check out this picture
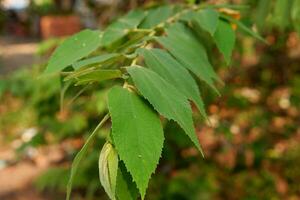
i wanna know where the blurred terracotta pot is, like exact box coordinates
[40,15,81,39]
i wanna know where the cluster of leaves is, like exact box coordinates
[45,3,263,200]
[142,23,300,199]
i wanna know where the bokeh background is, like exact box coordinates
[0,0,300,200]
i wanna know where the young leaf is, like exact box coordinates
[66,114,110,200]
[73,53,121,70]
[127,66,203,155]
[99,142,118,200]
[157,23,221,94]
[108,86,164,199]
[116,163,139,200]
[139,5,173,28]
[45,29,102,74]
[138,48,207,120]
[73,69,122,86]
[194,8,219,36]
[102,10,146,47]
[214,20,236,65]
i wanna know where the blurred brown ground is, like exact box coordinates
[0,36,38,74]
[0,35,47,200]
[0,144,65,200]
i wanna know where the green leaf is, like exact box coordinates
[236,19,266,42]
[207,4,250,10]
[213,20,236,65]
[72,69,122,86]
[194,8,219,35]
[0,79,7,98]
[113,32,154,53]
[292,0,300,33]
[180,11,195,21]
[108,86,164,199]
[73,53,121,70]
[66,114,110,200]
[102,10,146,47]
[139,5,173,28]
[255,0,272,31]
[157,23,220,94]
[138,48,207,120]
[222,15,266,43]
[127,66,203,155]
[36,37,63,56]
[45,29,102,74]
[273,0,293,30]
[99,142,119,200]
[116,163,139,200]
[186,0,196,4]
[181,8,219,36]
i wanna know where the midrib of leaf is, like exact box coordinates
[168,35,215,80]
[157,36,220,95]
[146,50,184,86]
[108,86,164,199]
[46,30,102,74]
[128,94,149,174]
[138,68,188,123]
[119,19,135,26]
[73,53,120,70]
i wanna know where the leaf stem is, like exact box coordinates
[66,113,110,200]
[67,84,90,107]
[129,28,153,33]
[60,81,72,113]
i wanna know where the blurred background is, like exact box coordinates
[0,0,300,200]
